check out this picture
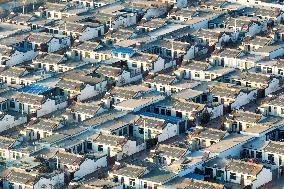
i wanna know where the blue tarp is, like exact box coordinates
[112,47,135,55]
[183,173,205,180]
[18,83,54,95]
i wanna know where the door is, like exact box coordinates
[129,125,133,136]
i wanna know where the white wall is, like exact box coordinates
[74,156,107,178]
[6,50,38,67]
[79,26,104,41]
[34,173,64,189]
[37,99,67,117]
[231,90,257,110]
[48,37,71,53]
[252,168,273,189]
[0,114,27,132]
[265,78,280,96]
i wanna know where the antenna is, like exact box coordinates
[171,37,174,60]
[144,119,146,143]
[234,18,237,33]
[109,17,112,29]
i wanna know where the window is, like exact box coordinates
[122,54,126,58]
[171,88,177,93]
[195,72,200,78]
[256,151,262,159]
[281,108,284,114]
[130,179,135,186]
[246,82,251,87]
[160,86,165,92]
[268,154,274,163]
[176,111,182,118]
[0,151,5,157]
[113,175,118,182]
[98,145,103,152]
[132,63,137,68]
[123,127,127,135]
[205,74,211,80]
[230,173,236,180]
[85,52,91,58]
[143,182,147,188]
[154,184,158,189]
[87,142,92,150]
[11,78,16,84]
[216,170,224,177]
[10,101,15,108]
[139,128,144,134]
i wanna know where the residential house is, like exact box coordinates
[0,136,17,160]
[9,86,68,117]
[140,39,196,60]
[3,168,64,189]
[71,0,97,9]
[230,71,281,96]
[71,41,111,62]
[209,83,258,110]
[57,72,107,101]
[89,133,145,160]
[225,17,267,37]
[43,3,78,19]
[190,128,228,150]
[127,52,170,73]
[256,59,284,77]
[162,177,225,189]
[110,162,176,189]
[137,19,167,33]
[114,94,165,112]
[27,32,71,53]
[0,67,29,87]
[32,53,66,72]
[175,60,235,81]
[241,36,273,52]
[26,119,64,140]
[191,28,233,48]
[263,141,284,175]
[105,28,136,44]
[133,114,180,143]
[150,144,189,165]
[94,11,137,30]
[68,102,105,122]
[224,110,264,132]
[251,45,284,60]
[144,74,178,95]
[46,21,105,41]
[105,85,151,106]
[258,95,284,117]
[0,44,37,67]
[204,158,272,189]
[0,111,27,133]
[95,63,142,86]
